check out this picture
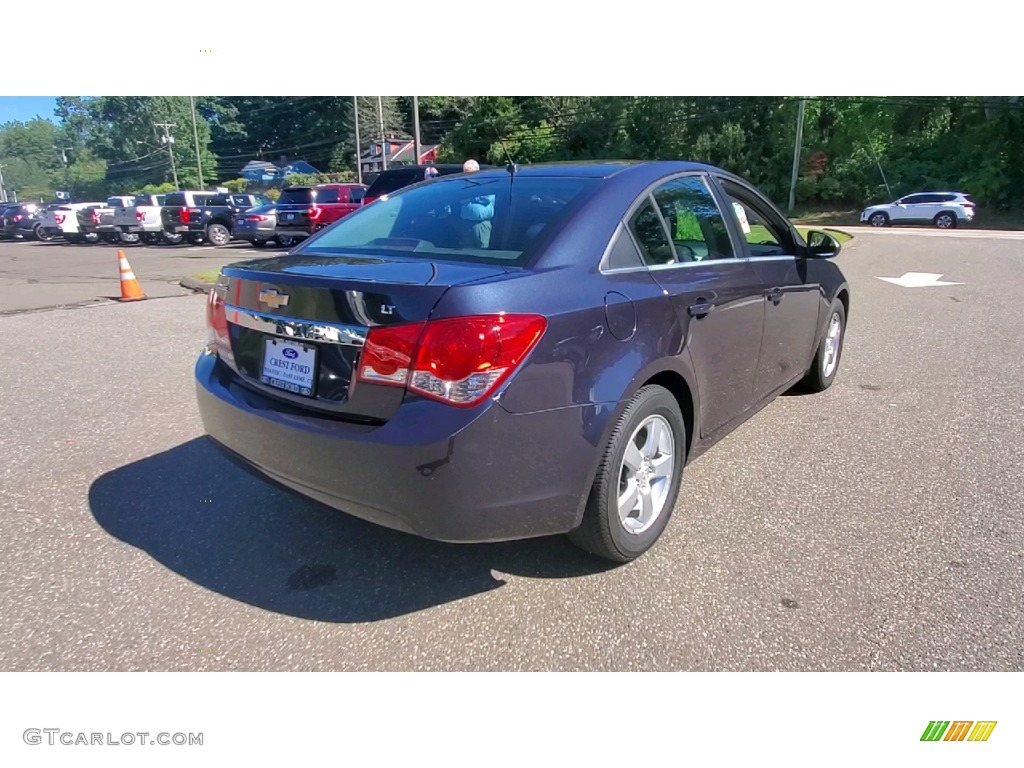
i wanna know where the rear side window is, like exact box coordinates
[628,199,675,266]
[350,187,366,203]
[315,188,341,204]
[303,175,598,266]
[605,228,644,270]
[278,188,313,205]
[652,176,733,261]
[230,195,252,207]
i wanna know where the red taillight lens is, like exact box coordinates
[246,215,269,222]
[309,206,322,222]
[90,211,100,223]
[136,211,145,222]
[13,214,22,222]
[55,214,65,224]
[205,276,231,353]
[181,208,191,224]
[357,314,547,407]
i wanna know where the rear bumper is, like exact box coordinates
[275,226,314,238]
[195,351,599,543]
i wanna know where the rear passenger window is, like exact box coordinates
[652,176,733,261]
[606,228,644,270]
[315,188,341,204]
[628,199,674,266]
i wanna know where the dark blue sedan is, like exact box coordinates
[196,161,849,562]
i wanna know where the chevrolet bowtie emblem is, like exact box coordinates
[259,289,289,308]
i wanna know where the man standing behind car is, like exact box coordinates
[460,158,494,248]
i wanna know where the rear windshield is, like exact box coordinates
[164,192,186,206]
[278,188,314,205]
[365,169,422,198]
[301,175,598,266]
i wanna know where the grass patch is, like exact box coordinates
[190,269,220,283]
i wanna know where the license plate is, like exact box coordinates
[283,213,295,221]
[260,338,317,397]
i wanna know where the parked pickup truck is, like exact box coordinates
[274,183,366,245]
[113,193,182,245]
[77,196,140,244]
[40,202,106,243]
[161,191,271,246]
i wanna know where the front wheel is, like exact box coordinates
[568,385,685,563]
[800,298,846,393]
[869,212,889,227]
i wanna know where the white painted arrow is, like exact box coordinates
[876,272,964,288]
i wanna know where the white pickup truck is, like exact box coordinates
[113,193,183,245]
[39,202,106,243]
[78,196,140,244]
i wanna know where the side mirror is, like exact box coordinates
[806,230,842,259]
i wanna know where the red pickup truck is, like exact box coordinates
[274,183,366,245]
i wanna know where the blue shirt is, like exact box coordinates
[460,194,495,222]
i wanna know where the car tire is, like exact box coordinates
[800,298,846,393]
[568,385,686,563]
[162,232,184,246]
[33,224,54,242]
[934,211,957,229]
[277,234,299,248]
[250,239,269,248]
[206,223,231,246]
[64,233,81,244]
[869,212,889,227]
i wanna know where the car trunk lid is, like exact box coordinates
[215,253,510,422]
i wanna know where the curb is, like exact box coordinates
[180,277,213,294]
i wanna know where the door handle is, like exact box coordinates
[688,301,715,318]
[766,288,783,305]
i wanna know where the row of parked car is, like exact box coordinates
[0,164,472,249]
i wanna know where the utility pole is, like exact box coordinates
[154,122,179,189]
[412,96,422,167]
[189,96,204,189]
[378,96,387,171]
[58,147,72,199]
[353,96,362,185]
[0,164,7,203]
[788,98,806,213]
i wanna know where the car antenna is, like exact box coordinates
[497,138,518,176]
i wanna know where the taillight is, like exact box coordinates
[181,208,191,224]
[309,206,322,222]
[12,214,22,222]
[357,314,547,407]
[205,274,231,354]
[136,211,146,222]
[246,215,269,222]
[90,211,100,224]
[55,214,65,225]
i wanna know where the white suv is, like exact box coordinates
[861,192,976,229]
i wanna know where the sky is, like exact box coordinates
[0,96,58,124]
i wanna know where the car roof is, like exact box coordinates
[458,160,735,183]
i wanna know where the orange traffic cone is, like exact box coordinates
[117,250,146,302]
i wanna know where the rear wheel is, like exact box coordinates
[33,224,55,242]
[568,385,685,563]
[276,234,299,248]
[934,211,957,229]
[250,239,269,248]
[64,233,82,244]
[162,232,184,245]
[206,223,231,246]
[869,212,889,227]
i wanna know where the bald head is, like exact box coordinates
[462,159,480,173]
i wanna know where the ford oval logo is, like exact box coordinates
[282,348,299,359]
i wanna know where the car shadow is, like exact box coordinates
[88,438,614,623]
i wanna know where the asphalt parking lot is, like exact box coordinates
[0,228,1021,671]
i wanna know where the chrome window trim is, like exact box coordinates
[224,304,367,347]
[602,254,797,275]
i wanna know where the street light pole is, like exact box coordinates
[788,97,807,213]
[412,96,422,166]
[0,164,7,203]
[378,96,387,171]
[154,123,179,188]
[189,96,204,189]
[353,96,362,185]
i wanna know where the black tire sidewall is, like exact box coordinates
[815,300,846,390]
[601,388,686,559]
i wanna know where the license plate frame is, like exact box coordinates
[260,338,318,398]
